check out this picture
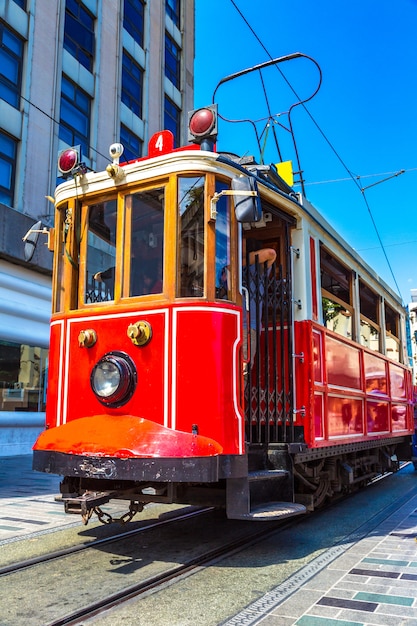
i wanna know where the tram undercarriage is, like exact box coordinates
[293,441,401,510]
[46,436,405,525]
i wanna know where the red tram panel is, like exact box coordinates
[39,304,243,458]
[294,321,413,449]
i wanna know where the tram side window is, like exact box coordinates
[177,176,205,297]
[84,200,117,303]
[320,247,353,339]
[215,180,231,300]
[54,204,67,313]
[128,188,164,297]
[385,302,400,362]
[359,280,380,352]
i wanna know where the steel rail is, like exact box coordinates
[46,518,297,626]
[45,465,411,626]
[0,506,213,577]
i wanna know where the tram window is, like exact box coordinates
[385,302,400,361]
[359,280,380,352]
[84,200,117,303]
[127,188,164,297]
[54,204,67,313]
[320,247,353,339]
[215,180,231,300]
[177,176,205,298]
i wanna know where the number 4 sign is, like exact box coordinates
[148,130,174,157]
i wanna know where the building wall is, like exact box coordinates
[0,0,195,455]
[0,260,51,455]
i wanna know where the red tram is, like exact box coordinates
[32,102,414,523]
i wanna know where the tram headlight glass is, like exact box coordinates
[91,352,136,407]
[92,360,120,397]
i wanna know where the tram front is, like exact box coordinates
[32,132,269,521]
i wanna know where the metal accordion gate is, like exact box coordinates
[244,220,295,446]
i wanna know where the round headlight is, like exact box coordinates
[91,352,136,407]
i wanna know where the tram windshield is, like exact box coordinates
[177,176,205,297]
[215,180,232,300]
[55,172,234,309]
[79,188,165,304]
[84,200,117,303]
[127,188,164,297]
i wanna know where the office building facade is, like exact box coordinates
[0,0,195,455]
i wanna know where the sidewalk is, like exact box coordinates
[0,455,74,544]
[225,484,417,626]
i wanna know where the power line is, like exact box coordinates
[304,167,417,187]
[20,94,113,164]
[229,0,405,302]
[358,239,417,252]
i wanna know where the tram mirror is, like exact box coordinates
[231,175,262,223]
[22,221,50,262]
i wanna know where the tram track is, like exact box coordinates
[44,465,413,626]
[0,499,303,626]
[0,506,213,577]
[1,465,413,626]
[46,520,293,626]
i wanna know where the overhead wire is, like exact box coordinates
[229,0,406,302]
[20,93,114,164]
[305,168,417,186]
[358,239,417,252]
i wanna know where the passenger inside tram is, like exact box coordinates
[242,237,276,371]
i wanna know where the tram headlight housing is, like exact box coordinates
[57,145,86,179]
[90,352,136,407]
[187,105,218,146]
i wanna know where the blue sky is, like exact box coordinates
[194,0,417,305]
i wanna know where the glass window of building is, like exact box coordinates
[0,131,17,207]
[164,96,180,147]
[59,75,91,159]
[64,0,95,72]
[12,0,26,8]
[0,21,24,109]
[320,246,353,339]
[166,0,180,27]
[0,341,48,413]
[165,32,181,89]
[359,280,380,352]
[122,51,143,119]
[123,0,144,48]
[120,125,142,162]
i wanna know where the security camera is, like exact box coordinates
[106,143,126,180]
[109,143,124,160]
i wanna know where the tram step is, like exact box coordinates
[231,501,306,521]
[226,470,303,521]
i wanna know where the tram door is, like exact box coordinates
[243,209,295,446]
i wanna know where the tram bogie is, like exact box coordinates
[32,102,415,525]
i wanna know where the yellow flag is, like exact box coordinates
[276,161,294,187]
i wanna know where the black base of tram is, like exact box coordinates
[33,448,307,522]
